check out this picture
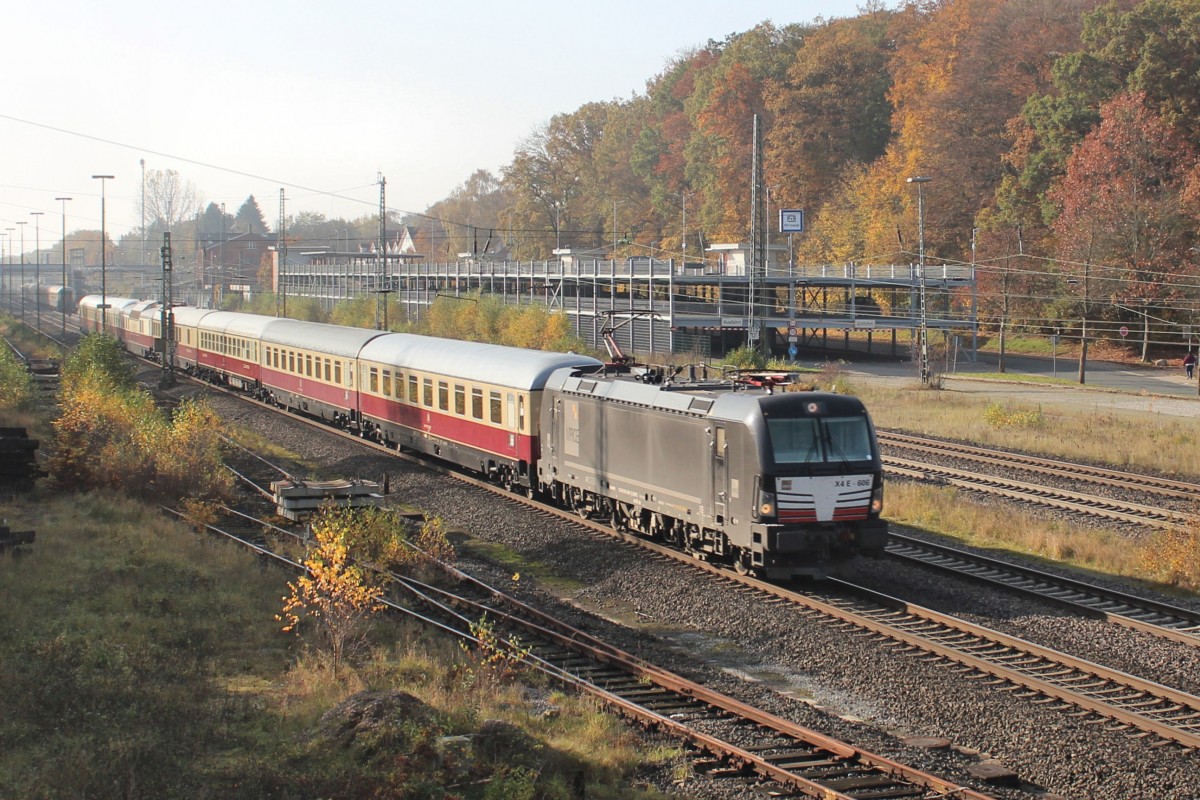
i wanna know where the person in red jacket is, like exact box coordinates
[1184,351,1196,380]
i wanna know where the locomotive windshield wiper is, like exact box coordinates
[822,425,853,468]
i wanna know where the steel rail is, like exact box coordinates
[884,456,1191,529]
[880,430,1200,498]
[886,532,1200,646]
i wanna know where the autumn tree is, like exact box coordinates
[502,103,614,259]
[279,506,386,674]
[764,10,895,224]
[1050,91,1199,359]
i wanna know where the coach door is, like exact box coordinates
[712,426,728,524]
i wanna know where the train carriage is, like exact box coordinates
[192,311,279,390]
[77,295,138,337]
[259,320,387,424]
[357,336,601,489]
[121,299,163,357]
[21,284,75,315]
[170,307,218,371]
[538,372,887,579]
[44,285,76,314]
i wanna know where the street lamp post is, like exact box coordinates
[30,212,43,331]
[93,175,115,332]
[16,221,27,320]
[56,197,72,339]
[907,176,932,386]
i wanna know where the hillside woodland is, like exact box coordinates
[425,0,1200,341]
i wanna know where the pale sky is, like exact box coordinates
[2,0,873,253]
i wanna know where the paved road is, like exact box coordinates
[840,351,1200,419]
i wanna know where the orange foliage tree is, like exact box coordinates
[278,507,386,673]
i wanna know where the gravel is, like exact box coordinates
[196,385,1200,800]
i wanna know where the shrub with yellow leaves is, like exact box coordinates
[278,508,386,675]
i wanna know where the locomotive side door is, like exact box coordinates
[712,425,728,524]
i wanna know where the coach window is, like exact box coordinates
[324,358,331,382]
[454,385,466,416]
[334,361,342,385]
[369,367,379,393]
[489,391,502,424]
[518,395,526,432]
[289,352,296,373]
[382,370,392,397]
[438,381,449,412]
[472,388,483,420]
[306,354,313,377]
[394,373,404,399]
[423,378,433,407]
[408,375,419,404]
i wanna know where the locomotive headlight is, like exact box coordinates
[870,484,884,514]
[756,490,777,520]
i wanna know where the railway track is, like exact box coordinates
[166,485,1003,800]
[886,532,1200,646]
[880,431,1199,530]
[880,431,1200,501]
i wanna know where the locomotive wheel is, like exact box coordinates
[733,555,750,576]
[568,489,589,518]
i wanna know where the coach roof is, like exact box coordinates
[262,319,388,358]
[197,310,282,339]
[360,334,602,390]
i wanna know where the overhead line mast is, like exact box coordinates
[277,189,287,319]
[378,174,388,330]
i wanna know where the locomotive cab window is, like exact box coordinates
[823,417,874,462]
[767,415,873,464]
